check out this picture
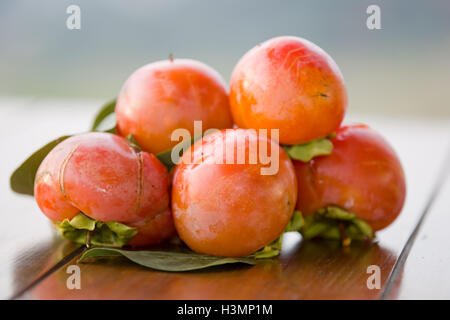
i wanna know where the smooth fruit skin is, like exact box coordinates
[229,36,347,145]
[172,129,298,257]
[294,124,406,231]
[127,208,174,247]
[34,132,175,246]
[116,59,233,154]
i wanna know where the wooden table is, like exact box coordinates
[1,97,449,300]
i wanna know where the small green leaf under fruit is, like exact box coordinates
[317,206,356,220]
[69,213,97,230]
[252,210,304,259]
[283,137,333,162]
[91,99,117,132]
[126,134,142,151]
[78,247,257,272]
[300,206,374,244]
[252,235,283,259]
[155,148,176,171]
[156,135,202,171]
[10,135,71,196]
[285,210,304,232]
[55,213,137,247]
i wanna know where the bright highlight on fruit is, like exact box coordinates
[229,36,347,145]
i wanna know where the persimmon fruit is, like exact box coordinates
[294,124,406,231]
[115,59,233,154]
[34,132,175,247]
[171,129,298,257]
[229,36,347,145]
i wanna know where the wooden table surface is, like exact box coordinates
[1,97,449,300]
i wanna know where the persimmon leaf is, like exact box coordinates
[251,236,283,259]
[156,135,202,171]
[283,137,333,162]
[55,213,137,247]
[300,206,375,244]
[91,99,116,132]
[10,135,71,195]
[285,210,304,232]
[252,210,304,259]
[78,247,257,272]
[126,134,142,151]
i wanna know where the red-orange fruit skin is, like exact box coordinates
[34,132,174,247]
[229,36,347,145]
[172,129,298,257]
[294,124,406,231]
[115,59,233,155]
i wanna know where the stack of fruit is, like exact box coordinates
[11,36,406,268]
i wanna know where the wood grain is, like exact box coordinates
[22,235,397,300]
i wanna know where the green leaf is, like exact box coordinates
[156,135,202,171]
[155,148,175,170]
[78,247,257,272]
[55,213,137,247]
[103,127,116,134]
[352,219,374,239]
[252,210,304,259]
[91,99,116,132]
[105,221,139,241]
[285,210,304,232]
[126,134,142,151]
[299,206,374,243]
[301,217,337,240]
[283,137,333,162]
[69,213,96,230]
[317,206,356,220]
[252,236,283,259]
[10,135,71,195]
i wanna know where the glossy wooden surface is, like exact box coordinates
[23,235,397,300]
[391,164,450,299]
[1,98,450,299]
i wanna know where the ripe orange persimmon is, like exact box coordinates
[172,129,298,257]
[116,59,233,154]
[229,36,347,145]
[294,124,406,231]
[34,132,175,247]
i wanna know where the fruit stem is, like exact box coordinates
[338,222,351,246]
[86,230,92,248]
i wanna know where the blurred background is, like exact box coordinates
[0,0,449,117]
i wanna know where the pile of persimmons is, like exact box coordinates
[29,36,406,258]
